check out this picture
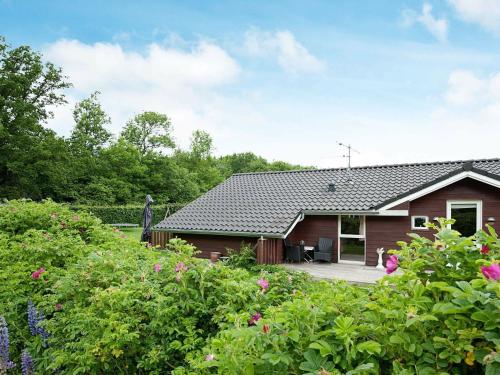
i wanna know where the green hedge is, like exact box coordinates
[74,203,185,226]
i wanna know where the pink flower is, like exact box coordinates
[386,255,399,274]
[481,245,490,254]
[153,263,161,273]
[262,324,270,333]
[481,264,500,281]
[257,278,269,290]
[55,303,62,311]
[205,354,215,361]
[175,262,187,273]
[248,312,262,326]
[31,267,46,280]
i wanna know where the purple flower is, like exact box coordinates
[153,263,161,273]
[386,255,399,274]
[31,267,46,280]
[205,354,215,361]
[257,278,269,290]
[27,301,49,346]
[21,350,34,375]
[0,316,15,370]
[481,263,500,281]
[248,312,262,326]
[175,262,187,273]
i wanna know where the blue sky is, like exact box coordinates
[2,0,500,167]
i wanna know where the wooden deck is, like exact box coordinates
[283,262,395,284]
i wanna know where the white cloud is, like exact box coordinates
[243,28,326,73]
[448,0,500,33]
[445,69,484,105]
[402,3,448,42]
[438,69,500,129]
[44,39,243,145]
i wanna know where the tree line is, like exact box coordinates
[0,36,309,205]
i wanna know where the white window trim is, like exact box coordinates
[338,215,366,264]
[411,215,429,230]
[446,200,482,232]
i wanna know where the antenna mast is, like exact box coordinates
[337,142,360,170]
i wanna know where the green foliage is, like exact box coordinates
[187,221,500,374]
[75,203,185,225]
[121,111,175,155]
[70,91,112,155]
[0,201,308,374]
[224,242,257,269]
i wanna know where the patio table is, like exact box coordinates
[302,245,315,263]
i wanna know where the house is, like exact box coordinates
[153,158,500,265]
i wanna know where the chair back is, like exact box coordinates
[318,237,333,253]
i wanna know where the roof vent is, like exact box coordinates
[327,183,336,192]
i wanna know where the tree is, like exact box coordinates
[190,129,213,159]
[70,91,112,155]
[0,36,71,199]
[120,111,174,155]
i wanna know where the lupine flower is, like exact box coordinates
[31,267,46,280]
[21,350,34,375]
[0,316,15,370]
[481,245,490,254]
[55,304,62,311]
[262,324,270,333]
[153,263,161,273]
[205,354,215,361]
[481,263,500,281]
[248,312,262,326]
[175,262,187,273]
[386,255,399,274]
[257,278,269,290]
[27,301,49,346]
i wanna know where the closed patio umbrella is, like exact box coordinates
[141,195,154,243]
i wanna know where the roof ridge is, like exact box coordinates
[231,157,500,177]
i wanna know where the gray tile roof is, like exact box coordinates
[155,158,500,236]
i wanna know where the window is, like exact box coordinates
[446,201,482,237]
[339,215,365,262]
[411,216,429,230]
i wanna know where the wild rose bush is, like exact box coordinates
[0,200,309,374]
[185,220,500,374]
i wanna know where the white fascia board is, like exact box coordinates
[378,171,500,211]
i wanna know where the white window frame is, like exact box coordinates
[338,215,366,264]
[446,200,482,233]
[411,215,429,230]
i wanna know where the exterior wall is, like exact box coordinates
[287,215,338,262]
[365,178,500,266]
[170,233,258,259]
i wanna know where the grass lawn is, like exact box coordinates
[120,227,143,241]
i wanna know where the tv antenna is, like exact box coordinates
[337,142,360,170]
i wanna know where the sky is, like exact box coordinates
[2,0,500,168]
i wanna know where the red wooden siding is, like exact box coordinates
[366,178,500,265]
[151,231,172,249]
[256,238,283,264]
[287,215,338,262]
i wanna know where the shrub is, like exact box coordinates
[0,201,308,374]
[224,242,257,269]
[186,220,500,374]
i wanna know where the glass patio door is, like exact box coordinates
[338,215,365,262]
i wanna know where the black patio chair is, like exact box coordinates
[314,237,333,262]
[284,238,303,262]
